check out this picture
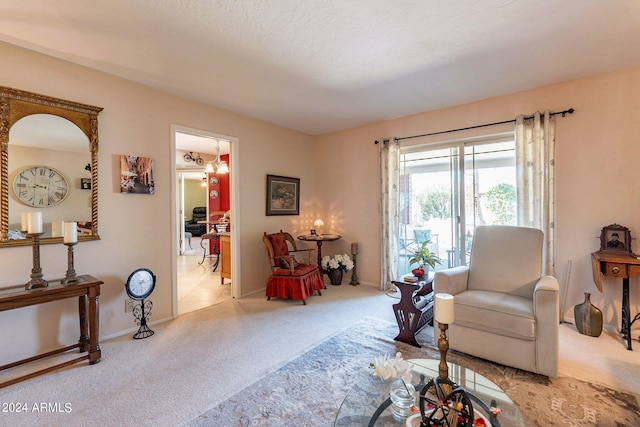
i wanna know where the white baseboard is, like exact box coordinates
[101,316,174,341]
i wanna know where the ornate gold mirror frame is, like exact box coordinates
[0,86,102,247]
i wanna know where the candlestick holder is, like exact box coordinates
[419,320,476,426]
[25,232,48,290]
[437,322,450,379]
[349,253,360,286]
[61,242,80,285]
[417,321,475,425]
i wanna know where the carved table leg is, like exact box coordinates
[78,295,89,352]
[316,240,324,269]
[88,286,101,364]
[622,278,633,351]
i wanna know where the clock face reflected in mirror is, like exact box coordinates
[12,165,69,207]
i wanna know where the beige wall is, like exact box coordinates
[0,43,314,364]
[314,66,640,330]
[2,40,640,364]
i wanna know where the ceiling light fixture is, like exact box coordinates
[205,140,229,174]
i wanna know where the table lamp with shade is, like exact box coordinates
[310,218,324,235]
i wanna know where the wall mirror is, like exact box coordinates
[0,86,103,247]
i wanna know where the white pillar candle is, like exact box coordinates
[21,212,29,231]
[51,221,64,237]
[435,293,455,324]
[27,212,43,234]
[64,222,78,244]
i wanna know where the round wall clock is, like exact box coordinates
[209,176,219,186]
[125,268,156,300]
[210,189,219,199]
[12,165,69,207]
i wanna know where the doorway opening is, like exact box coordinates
[171,125,240,317]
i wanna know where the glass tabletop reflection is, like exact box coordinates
[334,358,526,427]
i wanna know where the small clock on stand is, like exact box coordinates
[125,268,156,339]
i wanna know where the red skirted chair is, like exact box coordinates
[263,230,324,305]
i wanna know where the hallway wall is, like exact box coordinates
[0,42,315,364]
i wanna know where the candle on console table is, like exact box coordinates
[21,212,29,231]
[64,221,78,244]
[27,212,43,234]
[435,293,455,324]
[351,242,358,255]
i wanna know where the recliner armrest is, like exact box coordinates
[533,275,559,317]
[533,274,559,377]
[534,275,559,293]
[433,266,470,296]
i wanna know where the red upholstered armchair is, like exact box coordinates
[263,230,324,305]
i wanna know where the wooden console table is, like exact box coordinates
[0,275,103,388]
[591,252,640,350]
[391,274,434,347]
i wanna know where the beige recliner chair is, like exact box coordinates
[434,225,559,377]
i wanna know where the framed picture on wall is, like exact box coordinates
[599,223,633,254]
[81,178,91,190]
[120,155,155,195]
[266,174,300,216]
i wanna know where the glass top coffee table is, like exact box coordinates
[334,358,526,426]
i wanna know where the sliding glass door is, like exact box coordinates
[398,136,516,275]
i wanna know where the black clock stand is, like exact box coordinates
[132,299,154,339]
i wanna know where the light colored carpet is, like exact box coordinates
[190,319,640,426]
[1,284,394,426]
[1,283,639,426]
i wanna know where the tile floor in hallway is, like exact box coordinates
[177,236,232,315]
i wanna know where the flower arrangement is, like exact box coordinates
[321,254,354,272]
[370,352,413,383]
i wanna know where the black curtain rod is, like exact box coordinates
[375,108,575,143]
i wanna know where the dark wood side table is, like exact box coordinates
[0,275,103,388]
[297,234,342,269]
[591,252,640,350]
[391,274,434,347]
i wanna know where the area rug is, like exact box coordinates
[188,318,640,426]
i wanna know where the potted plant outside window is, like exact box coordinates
[408,240,441,277]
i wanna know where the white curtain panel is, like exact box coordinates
[515,111,556,275]
[379,138,400,291]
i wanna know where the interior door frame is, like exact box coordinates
[177,172,185,255]
[170,124,241,317]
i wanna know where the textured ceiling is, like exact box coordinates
[1,1,639,135]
